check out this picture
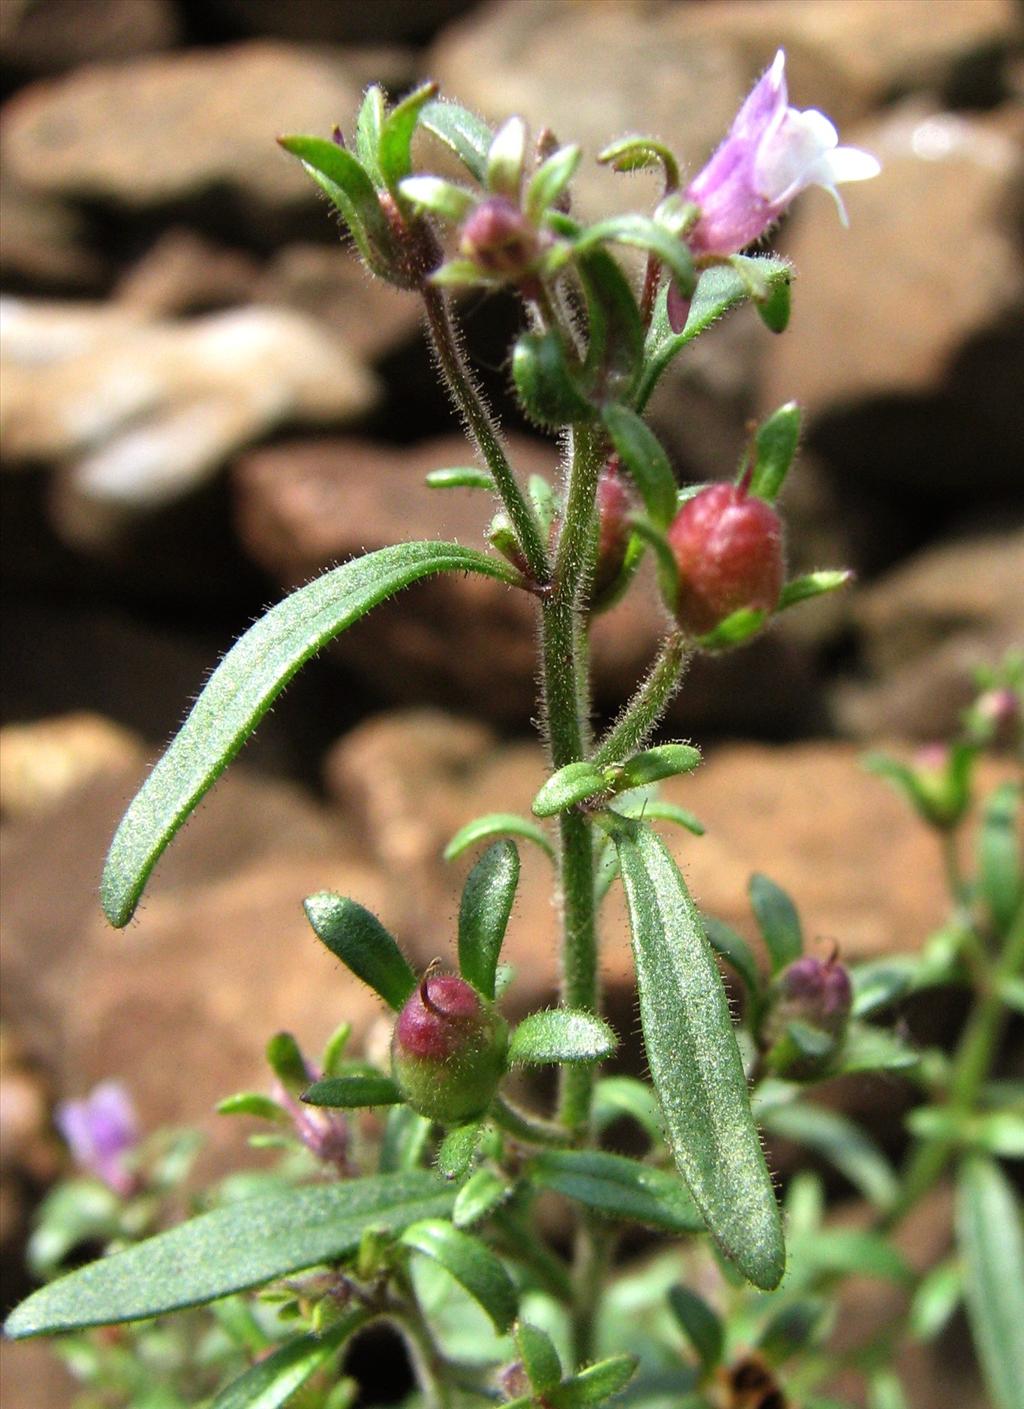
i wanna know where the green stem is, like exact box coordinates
[492,1095,573,1147]
[940,829,968,907]
[593,631,688,767]
[540,424,605,1131]
[421,282,549,584]
[393,1292,454,1409]
[887,898,1024,1224]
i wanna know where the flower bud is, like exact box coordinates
[459,196,539,282]
[666,481,784,636]
[391,974,508,1124]
[591,459,635,611]
[55,1081,141,1197]
[762,953,852,1077]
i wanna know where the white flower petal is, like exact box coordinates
[755,107,839,205]
[823,146,882,183]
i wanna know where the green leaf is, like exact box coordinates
[529,1149,702,1235]
[400,1219,517,1333]
[458,840,520,1000]
[508,1010,618,1065]
[400,175,476,221]
[957,1155,1024,1409]
[303,894,416,1011]
[850,957,919,1017]
[910,1257,962,1342]
[576,215,695,297]
[549,1355,637,1406]
[526,145,581,225]
[867,1370,908,1409]
[777,570,854,612]
[210,1311,367,1409]
[613,744,701,791]
[379,82,439,191]
[574,242,645,404]
[639,257,792,411]
[426,466,495,491]
[453,1168,510,1228]
[517,1321,563,1391]
[302,1074,402,1108]
[437,1123,482,1181]
[602,403,678,528]
[757,1297,828,1365]
[748,403,801,503]
[632,800,705,836]
[444,814,554,863]
[513,329,594,428]
[593,1076,664,1144]
[755,274,792,333]
[379,1105,432,1173]
[278,135,394,273]
[354,85,385,182]
[533,761,609,818]
[4,1172,454,1338]
[322,1021,352,1077]
[421,99,493,182]
[748,873,803,972]
[759,1101,899,1211]
[607,818,784,1289]
[668,1285,723,1370]
[696,606,767,651]
[701,914,761,998]
[978,782,1022,932]
[791,1229,911,1285]
[597,135,680,190]
[487,116,527,199]
[265,1032,308,1093]
[101,542,517,927]
[217,1093,289,1124]
[833,1023,918,1075]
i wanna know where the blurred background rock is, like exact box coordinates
[1,2,1021,1403]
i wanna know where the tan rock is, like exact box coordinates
[114,229,263,317]
[0,0,178,76]
[835,529,1024,739]
[761,102,1024,415]
[1,42,362,217]
[0,712,144,820]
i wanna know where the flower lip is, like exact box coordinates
[685,48,880,256]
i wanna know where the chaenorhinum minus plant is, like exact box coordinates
[7,54,1023,1409]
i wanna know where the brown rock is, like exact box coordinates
[208,0,476,45]
[835,529,1024,740]
[257,243,423,363]
[114,229,263,317]
[0,0,178,76]
[1,42,362,222]
[0,713,144,820]
[760,102,1024,491]
[0,170,107,293]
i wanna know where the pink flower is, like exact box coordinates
[685,50,880,257]
[55,1081,140,1196]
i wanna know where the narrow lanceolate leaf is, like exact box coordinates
[444,812,555,862]
[977,782,1022,933]
[749,873,803,972]
[278,136,395,275]
[378,81,438,191]
[4,1172,454,1339]
[101,543,518,927]
[458,840,520,1000]
[608,819,784,1289]
[759,1101,899,1212]
[302,1074,402,1108]
[425,466,495,491]
[532,761,609,818]
[400,1219,517,1333]
[437,1122,482,1182]
[517,1322,563,1391]
[593,1076,664,1144]
[529,1150,702,1235]
[639,256,792,411]
[303,894,416,1012]
[668,1285,724,1371]
[777,570,853,611]
[210,1310,368,1409]
[748,402,801,503]
[453,1168,510,1228]
[508,1009,618,1065]
[549,1355,637,1406]
[702,915,762,998]
[957,1155,1024,1409]
[421,99,494,182]
[613,744,701,791]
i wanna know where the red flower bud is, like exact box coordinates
[591,459,635,610]
[666,482,784,636]
[459,197,539,281]
[391,974,508,1124]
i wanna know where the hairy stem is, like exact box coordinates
[492,1094,573,1147]
[421,282,549,583]
[593,631,688,767]
[540,424,605,1131]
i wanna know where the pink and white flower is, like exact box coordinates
[685,49,880,257]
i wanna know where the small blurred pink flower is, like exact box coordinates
[686,49,880,258]
[55,1081,140,1196]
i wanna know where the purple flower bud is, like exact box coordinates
[666,481,785,636]
[591,459,635,611]
[392,974,508,1124]
[685,50,879,258]
[771,954,853,1040]
[459,196,539,281]
[55,1081,140,1196]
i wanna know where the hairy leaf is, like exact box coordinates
[400,1219,517,1332]
[529,1149,702,1234]
[458,840,520,1000]
[957,1155,1024,1409]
